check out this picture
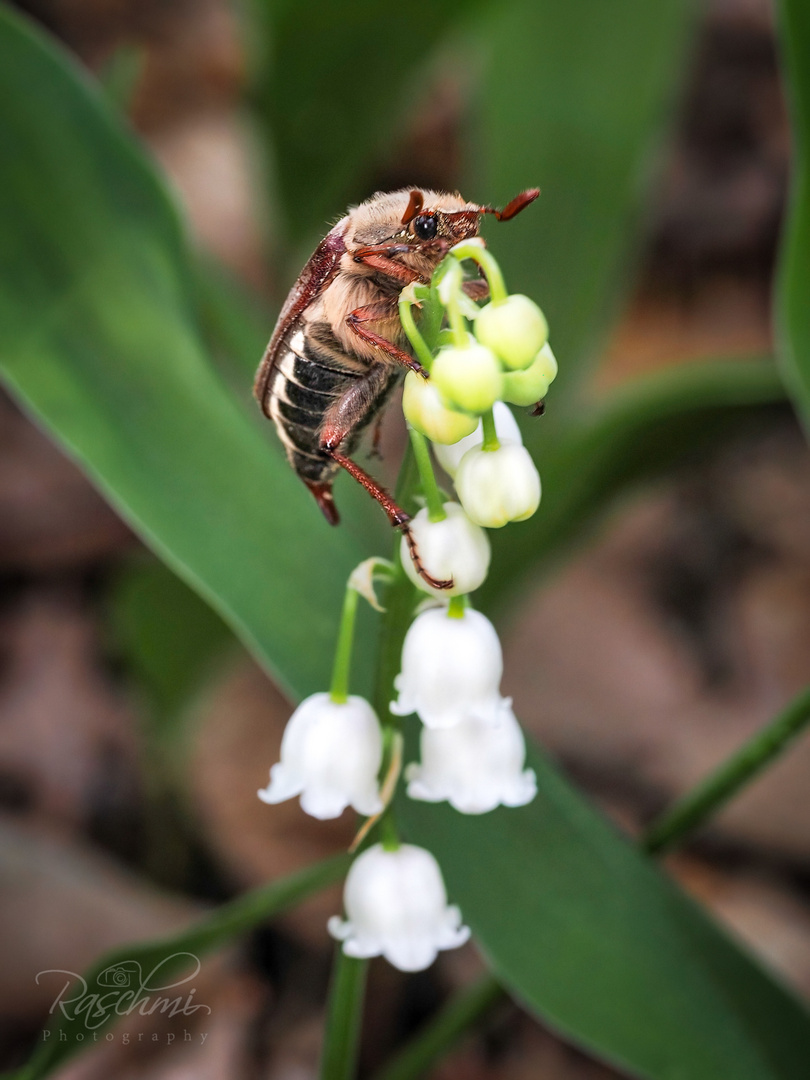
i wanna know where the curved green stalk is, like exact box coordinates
[409,427,446,522]
[642,685,810,855]
[330,583,360,704]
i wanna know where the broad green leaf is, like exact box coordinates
[248,0,491,244]
[10,856,348,1080]
[0,4,377,702]
[106,556,233,734]
[475,0,696,403]
[776,0,810,429]
[481,358,786,609]
[399,733,810,1080]
[4,9,810,1080]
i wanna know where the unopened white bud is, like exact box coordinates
[328,843,470,972]
[258,693,383,820]
[402,372,478,445]
[406,702,537,814]
[433,401,522,478]
[474,295,548,371]
[391,606,505,728]
[400,503,490,598]
[455,443,541,528]
[502,343,558,407]
[431,343,503,415]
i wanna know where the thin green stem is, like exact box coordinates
[329,584,359,704]
[320,949,368,1080]
[371,974,505,1080]
[398,293,435,372]
[481,408,500,451]
[448,595,466,619]
[642,685,810,855]
[450,241,508,304]
[441,263,468,346]
[409,427,446,522]
[380,811,400,851]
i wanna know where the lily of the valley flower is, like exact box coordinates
[391,606,506,728]
[502,343,558,407]
[406,703,537,814]
[474,294,549,370]
[258,693,383,820]
[455,442,541,528]
[328,843,470,971]
[430,341,503,415]
[402,371,478,445]
[433,401,522,479]
[400,502,490,599]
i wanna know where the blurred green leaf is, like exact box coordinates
[3,9,809,1080]
[776,0,810,430]
[0,4,376,702]
[399,731,810,1080]
[249,0,490,244]
[10,856,348,1080]
[476,0,696,403]
[107,556,233,733]
[481,358,787,609]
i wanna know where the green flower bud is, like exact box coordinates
[474,295,548,371]
[455,444,541,528]
[501,343,558,407]
[402,371,478,445]
[431,343,503,416]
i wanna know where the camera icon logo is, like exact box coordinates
[97,961,142,989]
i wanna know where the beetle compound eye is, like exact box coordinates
[413,214,438,240]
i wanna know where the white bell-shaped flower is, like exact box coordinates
[400,502,490,598]
[406,702,537,814]
[433,401,522,479]
[258,693,383,820]
[328,843,470,971]
[455,443,541,528]
[391,606,506,728]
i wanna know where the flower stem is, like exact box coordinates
[450,241,508,305]
[441,262,468,347]
[447,595,466,619]
[320,949,368,1080]
[398,292,435,372]
[642,684,810,855]
[329,583,359,704]
[480,408,500,452]
[409,427,446,522]
[379,811,400,852]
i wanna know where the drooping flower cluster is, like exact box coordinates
[258,244,554,973]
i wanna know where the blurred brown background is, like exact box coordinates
[2,0,810,1076]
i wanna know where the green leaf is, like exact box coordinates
[106,556,233,733]
[398,733,810,1080]
[776,0,810,429]
[248,0,491,243]
[481,358,787,609]
[10,856,348,1080]
[0,4,377,702]
[4,8,810,1080]
[475,0,696,401]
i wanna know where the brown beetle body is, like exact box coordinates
[254,187,538,587]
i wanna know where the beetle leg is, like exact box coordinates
[462,278,489,302]
[319,376,453,591]
[347,304,430,379]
